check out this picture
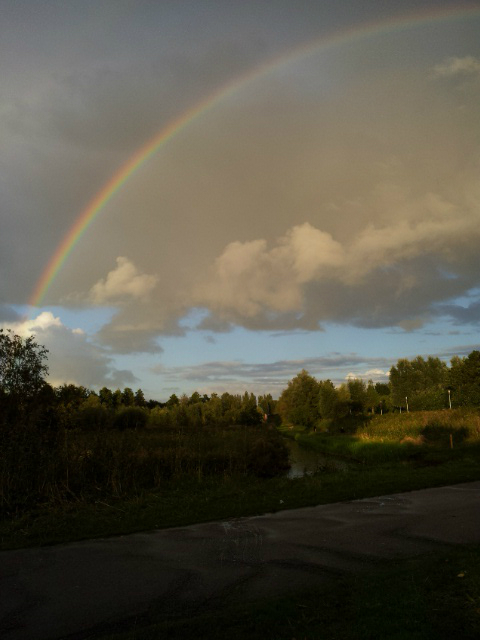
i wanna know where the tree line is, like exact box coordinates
[277,350,480,429]
[2,328,480,434]
[47,385,275,431]
[0,327,276,431]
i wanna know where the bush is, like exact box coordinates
[147,407,173,429]
[246,434,290,478]
[113,407,148,430]
[409,389,448,411]
[75,405,111,431]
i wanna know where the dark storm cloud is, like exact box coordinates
[436,300,480,325]
[2,1,480,396]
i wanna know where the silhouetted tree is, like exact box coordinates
[0,329,49,401]
[121,387,135,407]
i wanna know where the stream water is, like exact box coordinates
[285,438,347,478]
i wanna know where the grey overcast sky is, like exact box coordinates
[1,1,480,399]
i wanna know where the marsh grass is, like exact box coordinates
[0,422,289,516]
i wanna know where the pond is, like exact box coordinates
[284,438,348,478]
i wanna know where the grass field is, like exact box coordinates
[95,543,480,639]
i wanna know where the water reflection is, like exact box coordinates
[285,438,347,478]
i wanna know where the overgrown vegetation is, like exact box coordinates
[1,411,289,514]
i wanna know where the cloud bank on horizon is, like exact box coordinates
[1,1,480,398]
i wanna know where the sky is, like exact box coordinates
[1,0,480,401]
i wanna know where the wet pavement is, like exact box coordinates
[1,481,479,639]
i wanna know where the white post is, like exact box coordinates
[448,389,452,410]
[405,396,409,413]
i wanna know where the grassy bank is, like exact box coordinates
[98,543,480,640]
[2,452,479,550]
[285,408,480,464]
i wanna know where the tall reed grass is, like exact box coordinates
[0,420,289,515]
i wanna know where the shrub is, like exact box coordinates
[75,405,111,431]
[246,434,290,478]
[113,407,148,430]
[147,407,173,429]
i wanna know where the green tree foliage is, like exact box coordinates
[166,393,179,408]
[189,391,202,405]
[347,378,368,414]
[318,379,346,420]
[449,351,480,407]
[75,404,110,431]
[112,389,123,409]
[53,384,93,429]
[99,386,114,408]
[0,335,65,510]
[335,384,352,419]
[374,382,391,413]
[202,393,223,427]
[55,384,89,410]
[134,388,146,407]
[389,356,448,410]
[239,392,262,426]
[161,391,262,428]
[113,406,148,430]
[121,387,135,407]
[0,329,49,400]
[258,394,276,417]
[278,370,320,428]
[375,383,390,396]
[366,381,380,414]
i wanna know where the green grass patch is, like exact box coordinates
[97,544,480,639]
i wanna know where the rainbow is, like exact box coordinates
[28,4,479,308]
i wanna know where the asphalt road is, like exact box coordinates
[1,481,479,639]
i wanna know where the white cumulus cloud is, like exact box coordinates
[2,311,63,337]
[1,312,137,389]
[194,186,480,330]
[89,257,158,304]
